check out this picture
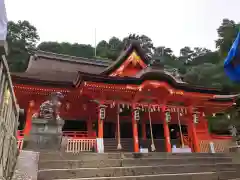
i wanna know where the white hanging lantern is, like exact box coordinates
[165,110,171,123]
[99,105,107,120]
[134,108,140,121]
[212,113,216,117]
[122,104,125,108]
[193,113,198,124]
[227,114,231,119]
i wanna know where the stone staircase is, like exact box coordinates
[104,138,133,152]
[37,152,240,180]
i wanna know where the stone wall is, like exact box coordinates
[0,42,20,180]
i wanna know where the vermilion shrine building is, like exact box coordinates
[11,42,237,153]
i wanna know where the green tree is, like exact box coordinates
[7,20,40,71]
[215,19,239,57]
[107,37,123,60]
[38,42,95,58]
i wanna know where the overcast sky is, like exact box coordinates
[5,0,240,55]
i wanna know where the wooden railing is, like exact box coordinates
[66,138,96,152]
[0,45,20,180]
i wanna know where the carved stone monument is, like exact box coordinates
[25,92,65,151]
[228,125,240,153]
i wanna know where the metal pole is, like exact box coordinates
[94,28,97,57]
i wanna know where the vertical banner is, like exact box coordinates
[0,0,7,40]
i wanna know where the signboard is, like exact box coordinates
[0,0,7,41]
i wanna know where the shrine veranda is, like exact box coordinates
[12,42,237,153]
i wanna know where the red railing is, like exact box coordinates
[17,130,24,150]
[63,131,89,138]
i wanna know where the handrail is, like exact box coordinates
[1,55,18,113]
[0,44,20,180]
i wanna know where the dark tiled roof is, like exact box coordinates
[75,70,235,96]
[11,50,112,84]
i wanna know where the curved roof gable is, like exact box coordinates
[101,41,149,76]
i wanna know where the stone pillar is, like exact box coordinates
[132,107,140,153]
[162,109,171,152]
[188,108,200,152]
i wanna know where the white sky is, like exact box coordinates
[5,0,240,55]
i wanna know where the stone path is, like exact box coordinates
[12,151,39,180]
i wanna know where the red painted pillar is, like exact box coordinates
[188,108,200,152]
[97,104,106,153]
[187,121,193,150]
[23,100,35,136]
[141,121,146,140]
[98,110,104,139]
[132,107,139,153]
[161,109,171,152]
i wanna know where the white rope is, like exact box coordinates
[177,109,184,147]
[148,109,156,152]
[117,104,122,150]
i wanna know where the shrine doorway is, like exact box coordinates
[62,120,87,131]
[120,122,133,138]
[103,122,115,138]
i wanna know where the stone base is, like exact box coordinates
[229,146,240,153]
[24,118,64,151]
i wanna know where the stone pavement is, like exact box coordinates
[12,151,39,180]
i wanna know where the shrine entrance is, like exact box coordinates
[120,122,133,138]
[103,122,115,138]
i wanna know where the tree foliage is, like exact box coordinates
[7,20,40,71]
[7,18,240,89]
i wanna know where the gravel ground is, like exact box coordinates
[12,151,39,180]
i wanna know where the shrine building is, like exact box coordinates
[11,41,238,153]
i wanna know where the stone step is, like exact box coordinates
[39,157,232,169]
[52,171,240,180]
[39,152,231,161]
[38,163,240,179]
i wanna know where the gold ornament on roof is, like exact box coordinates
[131,51,142,66]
